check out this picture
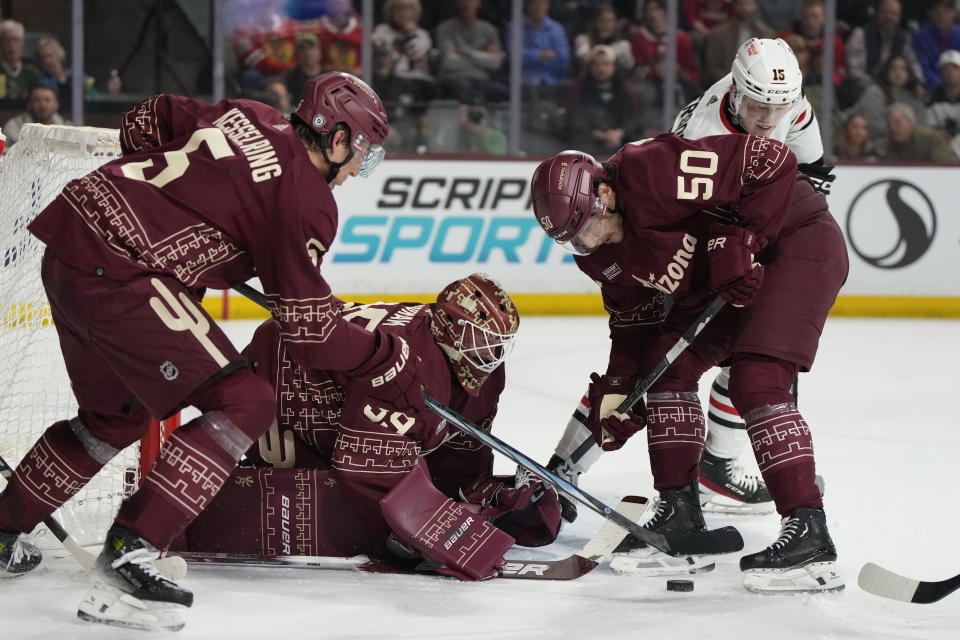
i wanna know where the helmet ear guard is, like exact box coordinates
[430,274,520,396]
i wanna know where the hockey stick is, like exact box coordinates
[173,496,651,581]
[567,295,727,463]
[0,452,187,579]
[858,562,960,604]
[0,451,96,571]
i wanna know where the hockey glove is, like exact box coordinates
[460,468,561,547]
[798,162,836,195]
[707,222,766,308]
[587,372,646,451]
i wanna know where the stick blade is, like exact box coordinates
[858,562,921,602]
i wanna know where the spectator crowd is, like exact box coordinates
[5,0,960,162]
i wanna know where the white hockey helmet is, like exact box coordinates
[731,37,802,108]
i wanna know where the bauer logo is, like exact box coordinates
[846,179,936,268]
[160,361,179,381]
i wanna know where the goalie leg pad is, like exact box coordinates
[380,464,514,581]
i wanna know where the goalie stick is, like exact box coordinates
[0,452,186,579]
[173,496,651,580]
[857,562,960,604]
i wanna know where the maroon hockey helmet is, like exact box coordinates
[294,71,389,177]
[430,273,520,396]
[531,151,608,254]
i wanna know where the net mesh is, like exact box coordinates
[0,124,141,548]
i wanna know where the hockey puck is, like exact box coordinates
[666,579,694,592]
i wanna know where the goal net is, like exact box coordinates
[0,124,174,549]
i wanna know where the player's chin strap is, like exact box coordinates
[319,123,355,183]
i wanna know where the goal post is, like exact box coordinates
[0,124,177,548]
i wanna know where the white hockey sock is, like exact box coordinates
[705,368,748,459]
[553,391,603,475]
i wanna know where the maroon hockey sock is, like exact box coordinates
[116,412,249,548]
[0,420,104,532]
[745,404,822,516]
[645,392,706,491]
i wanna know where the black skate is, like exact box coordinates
[546,454,579,523]
[698,451,774,514]
[740,507,844,593]
[0,529,42,577]
[77,525,192,632]
[610,482,742,576]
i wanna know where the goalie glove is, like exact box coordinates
[706,222,766,308]
[587,373,646,451]
[460,467,561,547]
[344,333,428,431]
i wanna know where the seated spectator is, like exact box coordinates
[318,0,363,75]
[632,0,701,100]
[231,6,298,89]
[876,102,956,161]
[756,0,797,33]
[566,44,644,156]
[372,0,435,103]
[34,35,97,103]
[835,112,878,161]
[456,103,508,154]
[515,0,571,92]
[927,49,960,155]
[2,84,66,143]
[912,0,960,91]
[778,0,845,88]
[781,34,820,113]
[262,76,292,115]
[573,3,634,75]
[434,0,507,103]
[0,19,42,100]
[702,0,774,86]
[285,32,324,100]
[682,0,734,53]
[845,0,921,97]
[849,53,929,138]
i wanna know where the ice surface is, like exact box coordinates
[2,315,958,639]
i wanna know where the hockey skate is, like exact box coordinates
[610,482,740,577]
[740,507,844,593]
[0,529,42,577]
[546,454,580,523]
[698,450,775,514]
[77,525,193,632]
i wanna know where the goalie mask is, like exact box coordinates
[531,151,610,255]
[730,38,802,133]
[430,274,519,396]
[294,71,389,179]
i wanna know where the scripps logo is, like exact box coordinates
[557,161,568,190]
[846,179,936,268]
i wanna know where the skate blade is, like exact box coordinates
[742,561,845,594]
[77,582,187,632]
[610,548,716,577]
[699,486,775,515]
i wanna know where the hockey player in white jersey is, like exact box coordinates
[546,38,834,527]
[672,37,834,513]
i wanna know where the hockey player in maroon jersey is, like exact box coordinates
[0,72,430,630]
[530,133,848,593]
[174,274,561,578]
